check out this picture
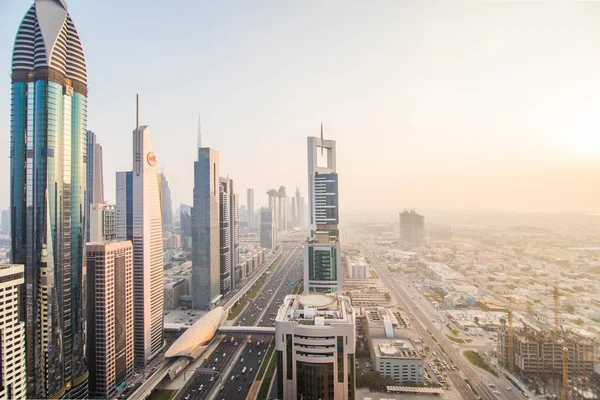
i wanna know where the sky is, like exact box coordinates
[1,0,600,214]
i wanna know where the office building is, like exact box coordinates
[0,264,27,400]
[218,178,232,295]
[192,147,221,309]
[89,203,117,242]
[115,96,164,367]
[369,339,424,385]
[180,204,192,249]
[260,207,277,249]
[399,209,424,248]
[247,188,254,229]
[158,173,173,234]
[267,186,288,231]
[0,210,9,235]
[305,130,342,294]
[275,293,356,400]
[10,0,89,396]
[295,187,304,227]
[86,130,104,242]
[230,190,240,288]
[86,241,134,398]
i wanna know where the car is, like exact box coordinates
[238,387,242,392]
[506,387,512,391]
[210,377,214,382]
[185,395,190,400]
[220,386,225,391]
[493,391,501,395]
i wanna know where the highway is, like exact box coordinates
[176,242,304,400]
[359,238,524,400]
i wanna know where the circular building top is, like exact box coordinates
[297,293,335,309]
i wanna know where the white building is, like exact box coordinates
[89,203,116,242]
[370,338,424,385]
[275,293,356,400]
[0,264,26,400]
[86,241,134,398]
[116,95,164,367]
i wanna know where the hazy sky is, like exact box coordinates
[1,0,600,214]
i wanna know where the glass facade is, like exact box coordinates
[296,361,334,400]
[308,246,338,281]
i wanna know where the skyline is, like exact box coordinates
[2,1,600,213]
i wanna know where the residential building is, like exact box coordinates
[370,339,424,385]
[275,293,356,400]
[260,207,276,249]
[115,96,164,367]
[219,178,232,296]
[399,209,425,248]
[247,188,254,229]
[180,204,192,249]
[305,129,342,294]
[86,241,134,398]
[192,147,221,309]
[86,130,104,242]
[10,0,89,395]
[158,173,173,234]
[230,190,240,288]
[0,264,26,400]
[89,203,117,242]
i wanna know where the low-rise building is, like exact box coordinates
[370,338,424,385]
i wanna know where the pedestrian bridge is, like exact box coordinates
[217,326,275,334]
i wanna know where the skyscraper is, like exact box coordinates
[295,187,304,227]
[399,209,425,249]
[0,209,9,235]
[86,130,104,242]
[89,203,117,242]
[180,204,192,250]
[192,147,221,309]
[86,241,134,398]
[115,96,164,367]
[218,178,232,296]
[230,190,240,288]
[304,129,342,294]
[10,0,88,396]
[0,264,27,400]
[157,173,173,234]
[247,188,254,229]
[260,207,276,249]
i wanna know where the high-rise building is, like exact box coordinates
[0,209,9,235]
[86,130,104,242]
[260,207,276,249]
[10,0,89,396]
[192,147,221,309]
[89,203,117,242]
[295,187,304,227]
[267,186,288,231]
[218,178,232,296]
[157,173,173,234]
[180,204,192,250]
[86,241,134,398]
[115,96,164,367]
[0,264,27,400]
[399,209,425,248]
[305,130,342,294]
[231,191,240,287]
[247,188,254,229]
[291,196,297,227]
[275,293,356,400]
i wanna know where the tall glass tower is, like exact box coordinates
[10,0,89,397]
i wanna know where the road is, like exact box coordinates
[359,239,524,400]
[176,242,304,400]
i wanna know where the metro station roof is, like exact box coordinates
[164,307,224,360]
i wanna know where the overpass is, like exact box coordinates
[217,326,275,334]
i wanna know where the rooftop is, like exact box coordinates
[276,293,354,325]
[372,338,421,360]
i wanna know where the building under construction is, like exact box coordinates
[399,209,425,248]
[498,326,597,393]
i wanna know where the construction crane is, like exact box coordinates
[560,326,569,400]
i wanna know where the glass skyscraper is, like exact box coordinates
[10,0,89,397]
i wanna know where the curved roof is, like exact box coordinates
[165,307,225,360]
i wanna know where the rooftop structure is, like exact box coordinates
[165,307,225,360]
[370,338,425,385]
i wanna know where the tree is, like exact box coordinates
[474,316,480,325]
[565,304,576,314]
[574,318,584,326]
[384,293,392,302]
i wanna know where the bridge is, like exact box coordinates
[217,326,275,334]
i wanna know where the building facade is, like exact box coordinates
[86,241,134,398]
[115,97,164,367]
[247,188,254,229]
[370,339,424,385]
[180,204,192,249]
[89,203,116,242]
[218,178,232,296]
[86,130,104,242]
[0,210,9,235]
[305,132,342,294]
[10,0,89,396]
[157,173,173,234]
[260,207,276,249]
[192,148,221,309]
[0,265,27,400]
[275,293,356,400]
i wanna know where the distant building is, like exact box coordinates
[86,130,104,243]
[0,264,26,400]
[370,338,424,385]
[260,207,276,249]
[158,173,173,234]
[192,147,221,309]
[164,278,190,310]
[180,204,192,249]
[247,188,254,229]
[275,293,356,400]
[86,241,134,398]
[219,177,232,296]
[399,209,424,248]
[89,203,117,242]
[0,209,9,235]
[295,187,304,227]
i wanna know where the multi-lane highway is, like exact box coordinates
[359,238,525,400]
[176,243,304,400]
